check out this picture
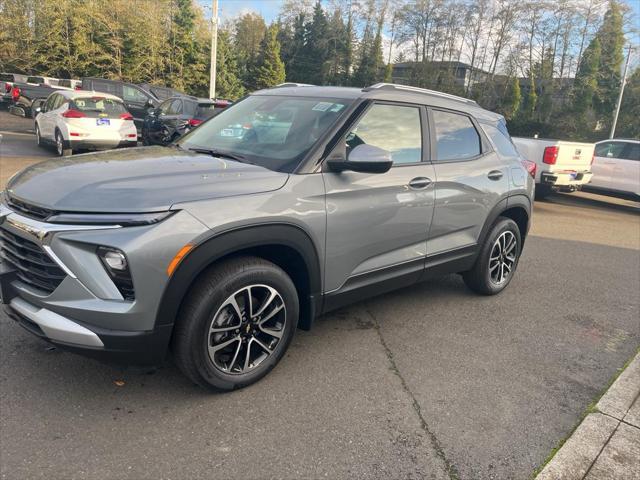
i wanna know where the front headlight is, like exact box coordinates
[47,211,174,226]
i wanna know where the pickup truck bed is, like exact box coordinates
[513,137,595,197]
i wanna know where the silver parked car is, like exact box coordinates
[0,83,534,391]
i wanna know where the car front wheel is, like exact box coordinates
[172,256,298,391]
[463,217,522,295]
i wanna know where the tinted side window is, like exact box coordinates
[159,99,173,114]
[123,85,150,103]
[595,141,626,158]
[92,81,119,96]
[621,143,640,161]
[432,109,481,161]
[482,123,519,158]
[167,99,182,115]
[346,104,422,164]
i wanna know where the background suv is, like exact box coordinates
[0,83,534,391]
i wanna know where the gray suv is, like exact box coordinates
[0,83,534,390]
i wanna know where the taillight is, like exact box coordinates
[521,159,536,178]
[188,118,203,127]
[590,153,595,166]
[5,83,11,93]
[542,146,558,165]
[11,87,20,102]
[119,112,133,121]
[62,109,87,118]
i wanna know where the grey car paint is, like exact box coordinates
[6,146,289,212]
[1,84,534,364]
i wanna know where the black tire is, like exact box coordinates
[35,123,44,148]
[463,217,522,295]
[535,184,553,200]
[55,130,72,157]
[172,256,299,391]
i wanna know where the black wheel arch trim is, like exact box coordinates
[155,222,323,331]
[476,195,530,256]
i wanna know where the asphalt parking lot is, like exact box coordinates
[1,110,639,479]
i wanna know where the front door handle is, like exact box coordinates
[487,170,504,180]
[408,177,432,190]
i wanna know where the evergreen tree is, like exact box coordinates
[215,30,245,100]
[572,36,601,115]
[615,67,640,139]
[284,13,307,82]
[234,12,267,89]
[253,24,286,90]
[167,0,200,92]
[300,1,329,84]
[593,1,625,127]
[522,75,537,118]
[501,77,521,120]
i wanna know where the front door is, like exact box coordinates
[323,102,435,295]
[122,84,154,130]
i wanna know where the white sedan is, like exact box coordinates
[35,90,138,156]
[589,139,640,197]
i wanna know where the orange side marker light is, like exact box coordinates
[167,244,194,276]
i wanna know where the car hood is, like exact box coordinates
[6,146,289,213]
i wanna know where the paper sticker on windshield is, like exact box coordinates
[312,102,333,112]
[329,104,345,112]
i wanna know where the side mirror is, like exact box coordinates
[147,107,156,115]
[328,144,393,174]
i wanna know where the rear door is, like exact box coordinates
[323,101,436,295]
[428,107,509,256]
[122,84,155,129]
[615,142,640,194]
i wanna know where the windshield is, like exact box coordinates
[179,95,353,173]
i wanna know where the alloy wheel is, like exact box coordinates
[489,231,517,285]
[207,284,286,375]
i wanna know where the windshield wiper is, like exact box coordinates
[186,147,248,163]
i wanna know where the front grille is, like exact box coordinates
[5,196,54,221]
[0,226,66,294]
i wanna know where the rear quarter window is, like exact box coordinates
[482,123,519,158]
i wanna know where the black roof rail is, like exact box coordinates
[363,82,477,105]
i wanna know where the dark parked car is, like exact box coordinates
[137,83,187,102]
[141,96,228,145]
[81,78,160,129]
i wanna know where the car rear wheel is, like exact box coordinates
[463,217,522,295]
[55,130,72,157]
[172,256,298,391]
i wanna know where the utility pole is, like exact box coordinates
[610,45,632,139]
[209,0,218,100]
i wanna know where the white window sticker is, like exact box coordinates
[312,102,333,112]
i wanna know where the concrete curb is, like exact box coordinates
[536,352,640,480]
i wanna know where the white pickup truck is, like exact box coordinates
[512,137,595,198]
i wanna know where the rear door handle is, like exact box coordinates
[408,177,432,190]
[487,170,504,180]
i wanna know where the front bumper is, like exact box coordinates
[4,297,172,365]
[0,202,209,366]
[541,171,593,188]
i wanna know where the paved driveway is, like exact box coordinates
[0,118,638,478]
